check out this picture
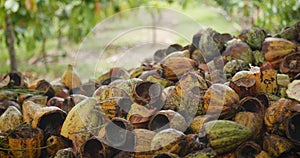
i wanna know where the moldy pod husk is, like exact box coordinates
[28,79,55,100]
[97,67,130,85]
[280,53,300,79]
[127,103,157,129]
[46,136,71,157]
[132,129,156,157]
[153,152,180,158]
[148,110,187,132]
[8,125,44,158]
[160,56,197,81]
[0,106,23,131]
[104,117,133,149]
[92,86,130,102]
[264,98,293,135]
[239,96,265,117]
[263,134,294,157]
[81,136,106,158]
[234,112,263,140]
[200,120,252,154]
[22,101,66,139]
[229,77,256,99]
[184,148,217,158]
[286,112,300,145]
[109,79,138,99]
[222,39,254,64]
[151,128,186,156]
[189,115,214,134]
[60,98,109,153]
[60,64,82,89]
[99,97,133,119]
[235,141,262,158]
[237,27,266,50]
[262,38,297,68]
[54,148,76,158]
[203,83,240,119]
[286,80,300,102]
[163,86,181,112]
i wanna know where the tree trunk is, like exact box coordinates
[5,14,17,72]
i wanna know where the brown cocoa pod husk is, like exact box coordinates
[127,103,157,129]
[139,70,162,81]
[184,148,217,158]
[47,96,64,108]
[239,96,265,117]
[81,136,106,158]
[235,141,261,158]
[97,67,130,85]
[234,112,263,140]
[148,110,187,132]
[93,86,130,103]
[255,150,271,158]
[105,117,134,149]
[8,125,44,158]
[17,93,33,105]
[264,98,293,135]
[263,134,293,157]
[99,97,133,119]
[153,152,180,158]
[154,49,168,63]
[189,115,214,134]
[26,95,48,106]
[255,93,270,108]
[0,100,21,114]
[286,112,300,145]
[0,90,16,102]
[280,53,300,79]
[218,152,236,158]
[133,129,156,157]
[5,72,25,87]
[182,134,206,155]
[46,135,71,157]
[54,148,76,158]
[229,77,256,98]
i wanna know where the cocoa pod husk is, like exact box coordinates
[99,97,133,119]
[154,152,180,158]
[189,115,214,134]
[255,150,271,158]
[237,27,266,50]
[264,98,293,135]
[54,148,76,158]
[93,86,130,102]
[235,141,261,158]
[28,79,55,100]
[286,80,300,102]
[280,53,300,79]
[133,129,156,157]
[26,95,48,106]
[184,148,216,158]
[255,93,270,108]
[148,110,187,132]
[81,136,106,158]
[0,106,23,132]
[234,112,263,140]
[222,40,254,64]
[8,125,44,158]
[127,103,157,129]
[97,67,130,85]
[263,134,293,157]
[229,77,256,98]
[46,136,71,157]
[286,112,300,145]
[239,97,265,117]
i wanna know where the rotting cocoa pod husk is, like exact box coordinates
[133,81,163,108]
[8,125,44,158]
[255,93,270,108]
[99,97,132,119]
[234,112,263,140]
[29,79,55,100]
[286,112,300,145]
[184,148,216,158]
[239,96,265,117]
[280,53,300,79]
[0,106,23,132]
[286,80,300,102]
[148,110,187,132]
[189,115,214,134]
[235,141,261,158]
[127,103,157,129]
[263,134,293,157]
[54,148,76,158]
[229,77,256,98]
[153,152,180,158]
[222,39,254,64]
[264,98,293,135]
[46,135,72,157]
[237,27,266,50]
[93,86,130,103]
[81,136,106,158]
[132,129,156,157]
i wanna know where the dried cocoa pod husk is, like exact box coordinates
[154,49,168,63]
[0,90,16,101]
[201,120,252,154]
[47,96,64,108]
[0,106,23,132]
[99,97,132,119]
[60,64,82,89]
[149,110,187,132]
[189,115,214,134]
[127,103,156,129]
[151,128,186,156]
[263,134,293,157]
[264,98,293,135]
[229,77,256,98]
[224,59,249,79]
[60,98,108,153]
[46,136,71,157]
[81,136,106,158]
[93,86,130,102]
[28,79,55,99]
[133,129,156,157]
[253,50,266,66]
[162,86,180,112]
[255,93,270,108]
[22,101,66,139]
[8,126,44,158]
[280,53,300,79]
[222,40,254,64]
[160,57,197,81]
[139,70,162,81]
[237,27,266,50]
[286,80,300,102]
[286,112,300,145]
[105,117,133,148]
[129,67,146,78]
[154,152,180,158]
[236,141,261,158]
[0,151,10,158]
[255,150,271,158]
[218,152,236,158]
[262,38,297,68]
[4,72,25,87]
[26,95,48,106]
[133,81,164,108]
[97,67,130,85]
[203,83,240,119]
[182,134,207,155]
[184,148,216,158]
[239,97,265,117]
[0,100,20,116]
[54,148,76,158]
[234,112,263,140]
[146,75,173,88]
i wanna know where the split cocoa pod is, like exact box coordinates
[280,53,300,79]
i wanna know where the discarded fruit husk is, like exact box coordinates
[60,98,108,153]
[203,83,240,119]
[237,27,266,50]
[81,136,106,158]
[189,115,214,134]
[0,106,23,132]
[146,75,173,88]
[153,152,180,158]
[234,112,263,139]
[239,97,265,117]
[127,103,157,129]
[99,97,133,119]
[286,80,300,102]
[222,40,254,64]
[224,59,249,79]
[54,148,76,158]
[235,141,262,158]
[200,120,252,154]
[132,129,156,157]
[151,128,186,156]
[149,110,187,132]
[46,135,71,157]
[286,112,300,145]
[229,77,256,98]
[28,79,55,100]
[280,53,300,79]
[255,150,271,158]
[264,98,293,135]
[26,95,48,106]
[262,134,293,157]
[22,101,66,139]
[183,148,217,158]
[8,125,44,158]
[97,67,130,85]
[60,64,82,89]
[93,86,130,102]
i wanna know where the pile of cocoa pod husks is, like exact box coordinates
[1,22,300,158]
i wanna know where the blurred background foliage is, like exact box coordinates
[0,0,299,80]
